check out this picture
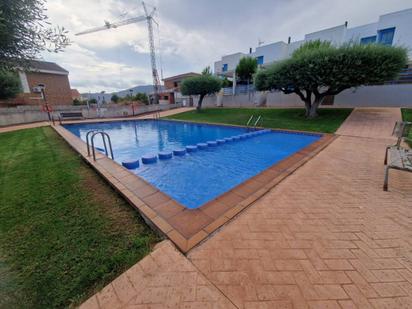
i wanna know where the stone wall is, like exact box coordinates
[0,103,182,127]
[202,84,412,108]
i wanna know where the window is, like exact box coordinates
[256,56,264,65]
[378,27,395,45]
[360,35,376,45]
[173,82,178,87]
[222,64,228,72]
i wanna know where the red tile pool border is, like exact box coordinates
[53,120,336,253]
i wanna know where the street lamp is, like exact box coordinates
[37,83,52,122]
[97,91,105,117]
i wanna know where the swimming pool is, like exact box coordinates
[64,120,321,209]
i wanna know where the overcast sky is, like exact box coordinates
[43,0,412,93]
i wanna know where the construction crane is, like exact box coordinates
[75,1,161,104]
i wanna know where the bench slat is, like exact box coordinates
[388,148,412,170]
[60,112,83,117]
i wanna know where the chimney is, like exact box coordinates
[287,36,291,44]
[249,47,252,54]
[344,21,348,27]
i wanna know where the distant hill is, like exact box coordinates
[81,85,165,102]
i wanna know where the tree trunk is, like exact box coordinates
[304,100,311,118]
[307,96,323,118]
[197,94,205,111]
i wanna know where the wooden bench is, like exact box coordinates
[383,121,412,191]
[384,147,412,191]
[58,112,84,124]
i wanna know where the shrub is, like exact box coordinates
[111,94,119,103]
[0,70,21,100]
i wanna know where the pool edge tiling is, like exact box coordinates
[53,123,336,253]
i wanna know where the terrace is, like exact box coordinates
[1,107,412,308]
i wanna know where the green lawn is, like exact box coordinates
[0,127,159,308]
[402,108,412,147]
[166,108,353,133]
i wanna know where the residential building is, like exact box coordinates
[3,60,73,106]
[159,72,201,104]
[71,89,81,101]
[214,8,412,84]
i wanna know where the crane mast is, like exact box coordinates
[142,2,160,104]
[75,1,161,104]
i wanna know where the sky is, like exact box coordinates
[42,0,412,93]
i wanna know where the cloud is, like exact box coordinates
[42,0,412,92]
[44,43,151,92]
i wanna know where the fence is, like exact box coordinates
[222,85,256,95]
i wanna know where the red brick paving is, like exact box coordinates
[80,108,412,308]
[189,108,412,308]
[80,241,236,309]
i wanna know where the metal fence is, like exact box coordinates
[222,85,256,95]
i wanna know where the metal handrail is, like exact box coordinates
[246,115,254,126]
[253,115,262,127]
[153,110,161,119]
[86,130,98,156]
[90,131,114,161]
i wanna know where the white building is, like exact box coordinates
[214,8,412,80]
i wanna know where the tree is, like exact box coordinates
[134,92,149,104]
[236,57,258,83]
[73,98,86,105]
[254,40,408,118]
[111,94,119,103]
[221,77,233,88]
[201,66,212,76]
[181,75,222,111]
[88,98,97,104]
[0,70,21,100]
[0,0,70,70]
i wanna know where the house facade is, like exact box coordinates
[214,8,412,80]
[159,72,201,104]
[7,60,73,106]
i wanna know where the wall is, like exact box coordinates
[164,80,176,89]
[254,41,289,63]
[345,23,377,43]
[213,8,412,73]
[304,24,347,45]
[379,9,412,58]
[0,103,182,127]
[202,84,412,108]
[334,84,412,107]
[26,72,73,105]
[202,92,301,108]
[216,52,247,75]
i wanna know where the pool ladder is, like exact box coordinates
[153,110,161,120]
[246,115,263,128]
[86,130,114,161]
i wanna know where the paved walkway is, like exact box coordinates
[81,108,412,308]
[336,108,401,139]
[189,108,412,308]
[80,241,235,309]
[0,121,49,134]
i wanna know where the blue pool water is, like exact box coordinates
[64,120,321,209]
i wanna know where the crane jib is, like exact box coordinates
[74,1,161,104]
